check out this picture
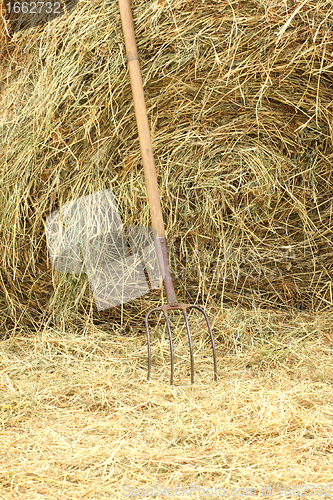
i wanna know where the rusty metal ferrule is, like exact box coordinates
[154,236,178,307]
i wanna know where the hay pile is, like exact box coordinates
[1,0,333,332]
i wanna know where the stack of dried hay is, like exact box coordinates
[1,0,333,333]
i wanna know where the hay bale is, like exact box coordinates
[1,0,333,332]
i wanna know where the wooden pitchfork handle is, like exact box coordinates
[118,0,164,237]
[118,0,178,306]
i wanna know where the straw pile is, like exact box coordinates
[1,309,333,497]
[1,0,333,332]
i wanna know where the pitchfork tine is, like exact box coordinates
[188,305,218,382]
[145,309,152,382]
[164,310,175,385]
[183,309,194,384]
[146,306,175,385]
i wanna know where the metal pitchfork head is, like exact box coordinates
[117,0,217,384]
[146,236,218,385]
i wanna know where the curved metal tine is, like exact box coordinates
[182,309,194,384]
[145,307,175,384]
[188,305,218,381]
[145,308,155,382]
[163,310,175,385]
[146,306,163,381]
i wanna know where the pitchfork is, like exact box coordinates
[118,0,217,384]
